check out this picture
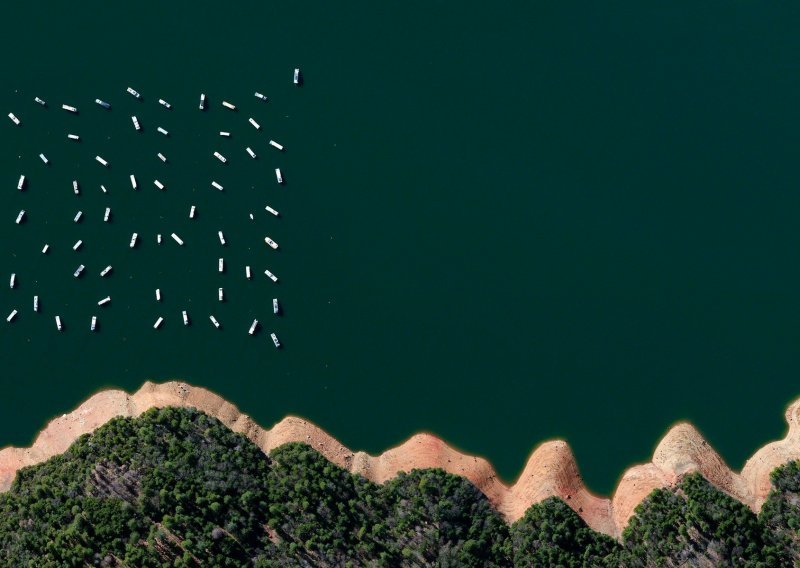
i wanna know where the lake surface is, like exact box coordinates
[1,1,799,494]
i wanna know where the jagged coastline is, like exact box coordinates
[0,380,797,538]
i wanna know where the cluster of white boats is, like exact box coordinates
[5,71,304,349]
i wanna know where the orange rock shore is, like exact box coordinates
[0,380,798,538]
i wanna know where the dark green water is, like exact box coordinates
[1,1,799,494]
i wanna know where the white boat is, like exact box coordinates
[130,233,138,248]
[157,234,162,244]
[218,231,226,245]
[95,99,111,109]
[209,315,220,328]
[293,68,300,84]
[213,151,227,163]
[41,244,49,254]
[72,180,79,195]
[15,210,25,224]
[130,174,137,189]
[67,134,80,140]
[8,113,20,125]
[218,287,224,301]
[220,131,230,137]
[35,97,46,106]
[265,206,279,216]
[189,205,196,219]
[6,310,17,323]
[157,152,166,162]
[73,264,85,278]
[131,116,140,130]
[249,213,254,220]
[154,179,164,190]
[33,296,38,311]
[17,175,25,190]
[199,93,206,110]
[104,207,111,222]
[98,296,110,306]
[62,104,78,113]
[100,265,112,277]
[158,98,171,109]
[95,155,108,167]
[265,269,278,282]
[171,233,184,245]
[245,266,252,279]
[275,168,283,183]
[273,298,279,314]
[254,92,268,101]
[271,332,281,348]
[246,147,256,159]
[100,185,107,193]
[211,181,223,191]
[222,101,236,110]
[182,310,189,325]
[126,87,141,99]
[9,273,15,289]
[269,140,284,151]
[218,258,224,272]
[155,288,161,301]
[56,315,62,330]
[157,126,168,136]
[248,118,260,130]
[39,153,48,164]
[72,240,82,251]
[265,237,279,249]
[248,319,258,335]
[91,316,97,331]
[153,316,163,329]
[73,211,82,223]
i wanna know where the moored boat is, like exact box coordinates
[271,332,281,348]
[126,87,141,99]
[264,237,279,249]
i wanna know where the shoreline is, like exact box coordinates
[0,380,798,538]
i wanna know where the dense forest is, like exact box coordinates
[0,407,798,566]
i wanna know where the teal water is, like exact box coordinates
[1,1,799,494]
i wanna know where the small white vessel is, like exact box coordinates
[182,310,189,325]
[91,316,97,331]
[248,319,258,335]
[73,211,82,223]
[39,153,48,164]
[72,239,82,251]
[211,181,223,191]
[209,315,220,328]
[199,93,206,110]
[157,152,166,162]
[246,147,256,159]
[157,126,168,136]
[15,210,25,224]
[62,104,78,113]
[293,68,300,84]
[126,87,141,99]
[273,298,279,314]
[130,233,138,248]
[33,296,38,312]
[264,269,278,282]
[222,101,236,110]
[218,287,224,302]
[218,231,226,245]
[98,296,110,306]
[8,113,20,126]
[67,134,80,140]
[35,97,46,106]
[9,273,15,289]
[245,266,252,279]
[100,265,112,277]
[249,213,254,220]
[154,179,165,190]
[95,99,111,109]
[131,116,141,130]
[157,234,162,244]
[153,316,163,329]
[218,258,224,272]
[100,185,108,193]
[189,205,196,219]
[265,206,279,216]
[155,288,161,301]
[269,140,284,151]
[254,92,268,101]
[17,175,25,190]
[275,168,283,183]
[95,156,108,167]
[213,151,227,163]
[220,131,230,137]
[41,244,49,254]
[104,207,111,222]
[265,237,279,249]
[130,174,138,189]
[56,315,62,330]
[73,264,85,278]
[72,180,79,195]
[248,118,260,130]
[6,310,17,323]
[158,98,171,109]
[171,233,184,245]
[271,332,281,348]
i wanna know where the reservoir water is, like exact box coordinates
[1,2,800,494]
